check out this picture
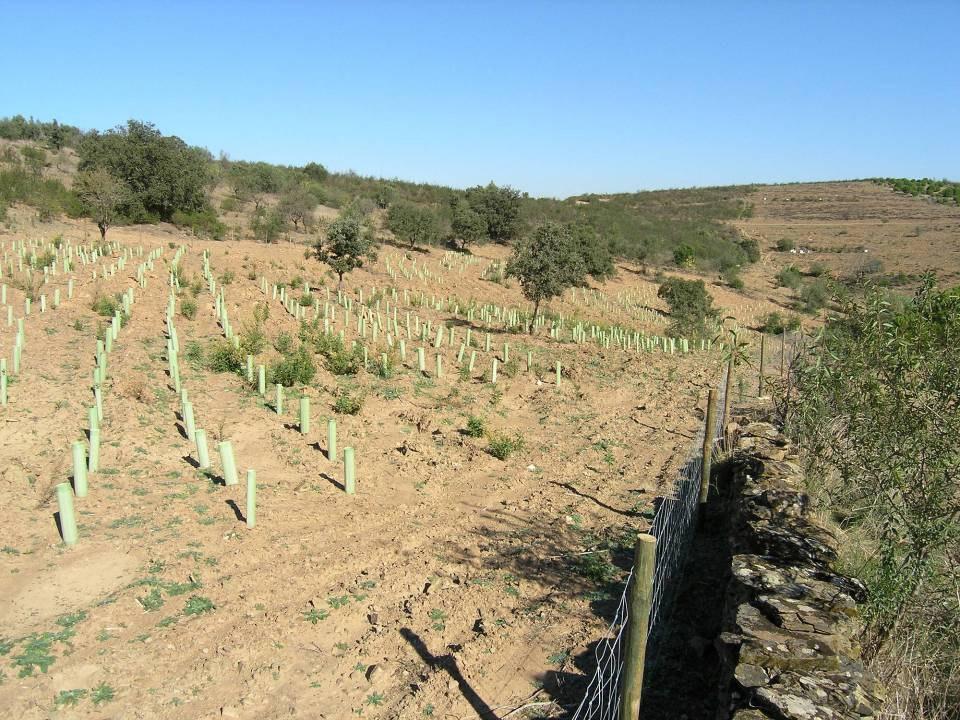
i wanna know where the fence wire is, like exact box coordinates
[569,380,727,720]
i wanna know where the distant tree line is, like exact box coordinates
[876,177,960,205]
[0,114,764,285]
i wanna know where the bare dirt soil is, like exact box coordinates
[2,179,951,719]
[0,211,757,720]
[735,181,960,302]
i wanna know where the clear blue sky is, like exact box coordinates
[3,1,958,198]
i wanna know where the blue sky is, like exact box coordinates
[3,1,958,197]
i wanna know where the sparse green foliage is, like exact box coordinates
[179,298,197,319]
[786,277,960,713]
[776,266,803,289]
[465,415,486,438]
[487,432,525,460]
[183,596,214,615]
[206,341,244,375]
[75,168,127,240]
[507,222,588,331]
[333,392,363,415]
[91,682,115,705]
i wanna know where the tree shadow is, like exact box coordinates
[400,628,498,719]
[181,454,200,469]
[549,480,642,518]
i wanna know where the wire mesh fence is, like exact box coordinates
[569,380,727,720]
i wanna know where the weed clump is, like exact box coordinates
[487,432,524,460]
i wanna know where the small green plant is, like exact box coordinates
[180,298,197,319]
[428,608,447,631]
[218,270,235,285]
[91,294,120,317]
[375,355,394,379]
[206,341,244,375]
[269,344,316,386]
[487,432,525,460]
[54,689,88,707]
[183,596,214,615]
[184,341,204,368]
[775,237,796,251]
[72,319,85,331]
[333,392,363,415]
[138,588,165,611]
[464,416,486,438]
[302,608,328,624]
[366,692,385,707]
[91,682,115,705]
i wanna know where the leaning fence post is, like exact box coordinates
[722,358,734,450]
[758,333,766,398]
[618,534,657,720]
[699,389,718,505]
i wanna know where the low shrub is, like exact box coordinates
[760,311,801,334]
[270,345,316,387]
[91,294,120,317]
[333,392,363,415]
[465,416,486,438]
[206,341,244,374]
[180,298,197,320]
[487,432,525,460]
[775,238,795,251]
[776,266,803,289]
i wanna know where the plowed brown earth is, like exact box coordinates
[0,211,768,720]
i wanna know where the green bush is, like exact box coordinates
[91,294,120,317]
[333,392,363,415]
[487,432,525,460]
[172,208,226,240]
[374,355,394,379]
[672,243,695,268]
[180,298,197,319]
[786,277,960,713]
[270,344,316,387]
[776,266,803,289]
[239,323,267,355]
[721,267,744,290]
[657,277,717,338]
[220,197,240,213]
[776,238,795,251]
[206,341,244,374]
[465,416,486,438]
[799,278,831,313]
[760,311,801,334]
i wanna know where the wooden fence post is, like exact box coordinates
[699,389,718,505]
[722,358,734,450]
[618,534,657,720]
[758,333,766,398]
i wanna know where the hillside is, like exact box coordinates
[0,118,957,719]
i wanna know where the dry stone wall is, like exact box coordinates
[717,421,886,719]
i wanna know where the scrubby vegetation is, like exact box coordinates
[877,177,960,205]
[657,277,717,338]
[784,276,960,718]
